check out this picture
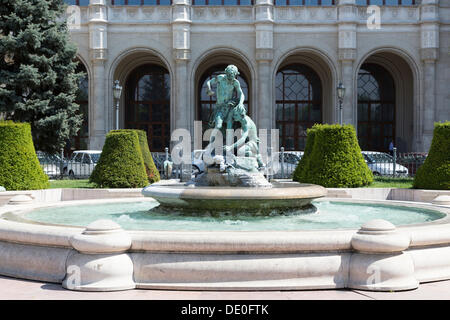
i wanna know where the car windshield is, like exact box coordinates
[365,153,393,162]
[90,153,101,163]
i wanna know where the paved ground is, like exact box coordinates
[1,275,450,300]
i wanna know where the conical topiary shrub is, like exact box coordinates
[293,124,373,188]
[89,130,149,188]
[110,129,160,184]
[0,121,49,190]
[413,122,450,190]
[292,126,317,183]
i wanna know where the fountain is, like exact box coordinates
[0,66,449,293]
[142,65,327,214]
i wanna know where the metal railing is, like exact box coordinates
[39,147,426,181]
[38,156,97,180]
[361,149,427,178]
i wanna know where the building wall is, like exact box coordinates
[66,0,449,152]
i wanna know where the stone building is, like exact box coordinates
[66,0,449,153]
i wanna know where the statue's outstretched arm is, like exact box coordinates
[206,77,216,96]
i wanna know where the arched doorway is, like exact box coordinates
[197,64,250,130]
[357,63,395,152]
[124,64,170,152]
[275,64,322,151]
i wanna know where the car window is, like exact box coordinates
[72,153,82,162]
[82,154,91,164]
[91,153,101,163]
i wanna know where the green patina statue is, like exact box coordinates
[206,65,245,130]
[205,65,264,171]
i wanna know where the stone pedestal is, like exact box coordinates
[63,219,135,291]
[348,219,418,291]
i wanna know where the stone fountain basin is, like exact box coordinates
[141,181,327,213]
[0,189,450,292]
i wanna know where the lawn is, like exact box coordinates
[49,179,96,189]
[49,177,414,189]
[368,176,414,189]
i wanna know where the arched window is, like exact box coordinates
[275,64,322,151]
[125,64,170,152]
[198,64,250,131]
[357,63,395,152]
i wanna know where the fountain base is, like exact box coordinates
[142,180,327,215]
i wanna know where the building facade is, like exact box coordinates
[66,0,450,153]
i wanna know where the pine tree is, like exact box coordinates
[0,0,83,154]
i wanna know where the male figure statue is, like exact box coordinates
[206,65,245,131]
[223,104,264,169]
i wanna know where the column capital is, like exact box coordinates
[172,1,191,24]
[88,0,108,23]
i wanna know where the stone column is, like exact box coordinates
[337,0,357,127]
[255,0,274,132]
[349,219,418,291]
[419,0,439,152]
[88,0,108,150]
[172,0,191,134]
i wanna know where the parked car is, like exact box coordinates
[362,151,409,176]
[192,149,206,176]
[64,150,102,178]
[268,151,304,178]
[36,151,62,177]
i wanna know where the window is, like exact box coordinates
[192,0,253,4]
[275,64,322,151]
[274,0,336,5]
[355,0,417,5]
[357,63,395,152]
[64,0,89,5]
[125,64,171,152]
[111,0,172,4]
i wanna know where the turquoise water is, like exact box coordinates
[21,200,445,231]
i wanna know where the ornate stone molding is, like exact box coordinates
[338,48,356,61]
[420,48,438,62]
[173,48,191,61]
[256,48,273,62]
[90,48,108,63]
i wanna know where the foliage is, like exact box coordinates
[0,0,83,153]
[413,122,450,190]
[89,130,149,188]
[0,121,49,190]
[293,124,373,188]
[110,129,160,184]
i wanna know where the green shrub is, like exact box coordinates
[0,121,49,190]
[293,126,317,183]
[89,130,149,188]
[293,124,373,188]
[110,129,160,184]
[413,122,450,190]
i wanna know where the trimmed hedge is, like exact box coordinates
[292,126,317,183]
[89,130,149,188]
[110,129,160,184]
[0,121,49,190]
[413,122,450,190]
[293,124,373,188]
